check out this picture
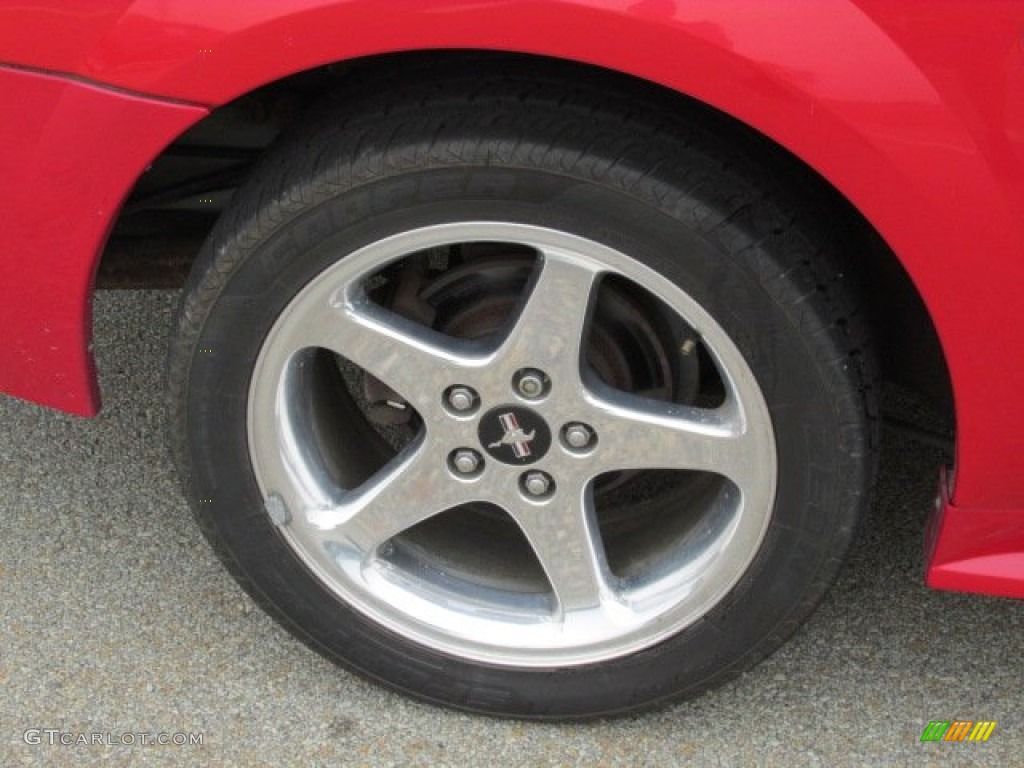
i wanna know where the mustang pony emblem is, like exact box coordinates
[488,412,536,458]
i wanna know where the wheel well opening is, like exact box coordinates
[98,50,953,426]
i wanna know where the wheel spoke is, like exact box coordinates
[279,292,484,410]
[494,249,602,385]
[512,486,615,618]
[587,393,769,494]
[304,439,462,556]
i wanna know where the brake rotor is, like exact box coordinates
[385,247,701,402]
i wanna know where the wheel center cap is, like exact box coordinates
[479,406,551,465]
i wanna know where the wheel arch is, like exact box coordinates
[111,43,954,411]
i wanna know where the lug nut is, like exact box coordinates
[522,470,554,498]
[563,423,595,450]
[451,449,482,476]
[446,386,477,413]
[514,369,549,399]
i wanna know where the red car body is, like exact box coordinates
[1,0,1023,598]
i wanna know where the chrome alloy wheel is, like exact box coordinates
[247,222,777,667]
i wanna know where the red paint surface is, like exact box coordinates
[926,470,1024,598]
[0,66,205,414]
[0,1,1022,594]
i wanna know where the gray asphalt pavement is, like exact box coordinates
[2,290,1021,767]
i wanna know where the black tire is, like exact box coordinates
[168,65,877,719]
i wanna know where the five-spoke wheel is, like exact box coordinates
[248,223,776,666]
